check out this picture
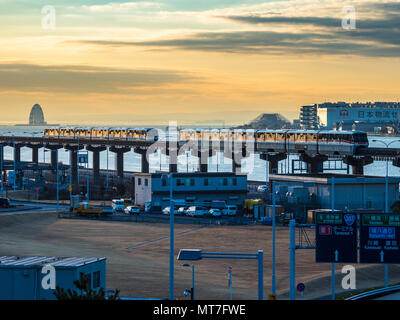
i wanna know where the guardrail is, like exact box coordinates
[345,284,400,300]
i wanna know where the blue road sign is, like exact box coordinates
[315,212,358,263]
[78,154,88,164]
[360,213,400,264]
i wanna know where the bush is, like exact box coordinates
[54,273,120,300]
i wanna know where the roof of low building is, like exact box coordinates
[0,256,106,268]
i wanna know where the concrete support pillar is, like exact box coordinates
[166,142,178,173]
[31,146,39,164]
[26,144,41,164]
[198,150,209,173]
[87,146,106,185]
[70,149,78,185]
[65,145,83,185]
[343,156,373,175]
[134,147,150,173]
[232,154,242,174]
[13,144,21,163]
[51,149,58,168]
[45,145,63,170]
[260,153,287,174]
[169,157,178,173]
[110,146,131,180]
[299,153,328,174]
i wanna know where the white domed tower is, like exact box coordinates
[29,104,47,125]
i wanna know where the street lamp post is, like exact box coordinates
[65,150,72,206]
[163,173,175,300]
[177,249,264,300]
[266,152,277,297]
[0,143,3,197]
[86,151,89,200]
[182,263,195,300]
[13,140,16,190]
[272,180,276,296]
[56,150,59,212]
[106,145,109,190]
[372,139,400,288]
[371,139,400,212]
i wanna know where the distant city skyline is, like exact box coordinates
[1,0,400,125]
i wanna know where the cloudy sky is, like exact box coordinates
[1,0,400,125]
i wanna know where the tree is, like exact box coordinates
[116,183,126,197]
[54,273,120,300]
[391,200,400,213]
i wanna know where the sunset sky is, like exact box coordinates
[1,0,400,126]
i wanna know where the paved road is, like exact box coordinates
[375,291,400,300]
[0,201,69,214]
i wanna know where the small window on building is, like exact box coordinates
[80,272,92,290]
[232,178,237,186]
[190,178,195,186]
[204,178,208,186]
[145,178,148,186]
[138,178,142,186]
[93,271,101,288]
[223,178,228,186]
[162,179,167,186]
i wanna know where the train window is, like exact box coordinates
[307,133,316,141]
[295,133,305,142]
[277,133,285,140]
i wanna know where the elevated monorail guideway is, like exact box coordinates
[0,128,400,181]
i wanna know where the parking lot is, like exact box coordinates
[1,211,399,300]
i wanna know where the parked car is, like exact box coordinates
[125,206,141,215]
[162,206,179,215]
[222,205,238,216]
[186,206,208,217]
[178,207,188,215]
[112,199,125,213]
[209,208,222,218]
[257,185,269,193]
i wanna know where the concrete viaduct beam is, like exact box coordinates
[260,153,287,174]
[343,156,373,175]
[299,153,328,174]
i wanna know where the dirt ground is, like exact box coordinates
[0,212,399,300]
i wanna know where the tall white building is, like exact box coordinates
[299,102,400,132]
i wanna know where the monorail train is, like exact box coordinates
[44,127,160,142]
[44,128,158,141]
[178,129,369,155]
[254,129,369,156]
[43,128,369,156]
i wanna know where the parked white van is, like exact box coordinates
[186,206,208,217]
